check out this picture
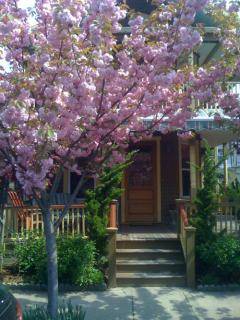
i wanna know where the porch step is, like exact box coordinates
[117,238,180,250]
[116,236,186,287]
[116,248,183,260]
[116,272,186,287]
[117,259,185,273]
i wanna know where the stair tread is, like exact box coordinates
[116,248,181,253]
[117,259,184,265]
[117,237,178,241]
[117,272,185,279]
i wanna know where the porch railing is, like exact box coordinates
[175,198,240,288]
[176,199,240,235]
[176,199,196,288]
[4,200,118,238]
[214,202,240,234]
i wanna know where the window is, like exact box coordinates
[70,172,95,199]
[181,144,191,197]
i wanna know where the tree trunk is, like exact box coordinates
[0,210,6,272]
[0,178,8,272]
[42,210,58,319]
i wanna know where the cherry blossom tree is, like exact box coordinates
[0,0,239,317]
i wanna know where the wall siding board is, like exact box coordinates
[161,133,180,222]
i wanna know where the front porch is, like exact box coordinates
[117,224,177,240]
[120,132,200,226]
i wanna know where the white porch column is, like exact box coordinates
[223,143,229,187]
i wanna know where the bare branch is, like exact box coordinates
[54,173,86,232]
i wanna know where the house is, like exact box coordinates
[5,1,240,288]
[108,1,239,288]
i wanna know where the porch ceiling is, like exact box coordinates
[200,129,239,147]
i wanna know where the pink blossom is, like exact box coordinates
[0,0,238,195]
[0,93,6,103]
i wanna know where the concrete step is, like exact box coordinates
[117,259,185,273]
[116,272,186,287]
[117,238,180,250]
[116,248,183,260]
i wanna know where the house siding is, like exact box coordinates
[161,133,180,223]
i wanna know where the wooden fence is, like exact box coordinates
[214,202,240,234]
[4,200,118,238]
[182,200,240,235]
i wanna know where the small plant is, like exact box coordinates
[24,302,85,320]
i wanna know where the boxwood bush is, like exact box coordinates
[15,233,103,287]
[197,233,240,284]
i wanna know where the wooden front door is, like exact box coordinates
[125,141,156,224]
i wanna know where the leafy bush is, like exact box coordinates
[57,235,103,286]
[15,233,47,283]
[197,234,240,284]
[24,302,85,320]
[15,233,103,287]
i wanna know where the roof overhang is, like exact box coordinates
[200,129,239,147]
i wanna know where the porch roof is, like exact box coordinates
[199,129,239,147]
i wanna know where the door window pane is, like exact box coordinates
[128,150,153,187]
[181,144,191,197]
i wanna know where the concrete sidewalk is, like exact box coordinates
[13,287,240,320]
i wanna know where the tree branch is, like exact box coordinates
[54,173,87,232]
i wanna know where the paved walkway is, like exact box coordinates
[13,287,240,320]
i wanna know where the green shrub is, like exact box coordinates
[191,143,222,244]
[15,233,47,284]
[57,235,103,286]
[24,302,85,320]
[85,153,133,270]
[15,233,103,287]
[224,179,240,202]
[197,234,240,284]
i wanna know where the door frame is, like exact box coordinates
[121,138,161,224]
[178,137,200,200]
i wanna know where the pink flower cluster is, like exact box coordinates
[0,0,238,194]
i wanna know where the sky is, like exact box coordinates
[19,0,35,9]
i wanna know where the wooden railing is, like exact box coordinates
[176,200,240,235]
[175,198,240,288]
[214,202,240,234]
[176,199,196,288]
[4,200,118,238]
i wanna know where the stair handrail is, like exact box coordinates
[175,198,196,288]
